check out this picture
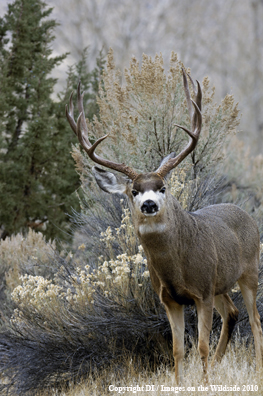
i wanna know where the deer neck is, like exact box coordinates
[133,194,195,295]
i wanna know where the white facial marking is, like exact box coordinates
[139,222,166,235]
[132,183,167,234]
[141,190,160,203]
[143,212,157,217]
[133,190,165,215]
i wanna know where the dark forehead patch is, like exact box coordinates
[132,173,165,193]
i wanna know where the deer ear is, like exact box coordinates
[92,166,128,194]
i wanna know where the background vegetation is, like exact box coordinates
[0,0,263,395]
[33,0,263,154]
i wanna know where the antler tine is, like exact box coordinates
[182,69,202,131]
[66,83,138,180]
[65,92,77,135]
[77,82,89,136]
[66,90,90,148]
[157,71,202,178]
[185,71,202,109]
[195,80,202,110]
[186,73,196,95]
[182,68,193,121]
[76,112,108,154]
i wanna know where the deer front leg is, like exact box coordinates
[195,298,214,381]
[160,287,185,384]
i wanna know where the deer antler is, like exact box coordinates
[156,69,202,178]
[66,82,138,180]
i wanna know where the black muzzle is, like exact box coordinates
[141,200,158,214]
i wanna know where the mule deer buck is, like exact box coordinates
[66,70,263,382]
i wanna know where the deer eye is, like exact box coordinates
[160,187,166,194]
[132,190,139,197]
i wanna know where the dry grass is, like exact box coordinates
[50,340,261,396]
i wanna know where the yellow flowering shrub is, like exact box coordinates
[169,166,194,210]
[0,228,56,292]
[10,203,150,322]
[12,275,62,309]
[100,200,137,256]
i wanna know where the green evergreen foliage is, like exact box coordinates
[0,0,103,241]
[59,48,105,121]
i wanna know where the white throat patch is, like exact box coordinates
[139,221,166,235]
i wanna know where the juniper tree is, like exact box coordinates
[0,0,102,241]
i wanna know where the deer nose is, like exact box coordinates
[141,200,158,214]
